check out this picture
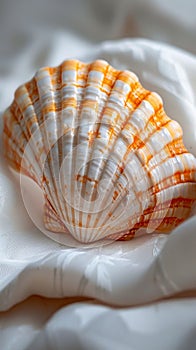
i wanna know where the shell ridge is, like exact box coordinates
[44,197,69,233]
[79,61,112,183]
[36,68,71,224]
[52,60,89,233]
[34,68,63,217]
[75,61,112,239]
[72,60,86,241]
[60,60,81,235]
[6,98,40,182]
[46,64,71,230]
[56,62,78,229]
[3,109,28,171]
[61,59,92,239]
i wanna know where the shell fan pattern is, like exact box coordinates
[3,59,196,243]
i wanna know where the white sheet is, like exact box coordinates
[0,1,196,349]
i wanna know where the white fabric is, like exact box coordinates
[1,298,196,350]
[0,1,196,349]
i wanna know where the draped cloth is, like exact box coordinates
[0,1,196,348]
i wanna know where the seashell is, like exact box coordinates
[3,59,196,243]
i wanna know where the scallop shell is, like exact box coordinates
[3,59,196,243]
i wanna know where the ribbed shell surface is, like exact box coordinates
[3,60,196,243]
